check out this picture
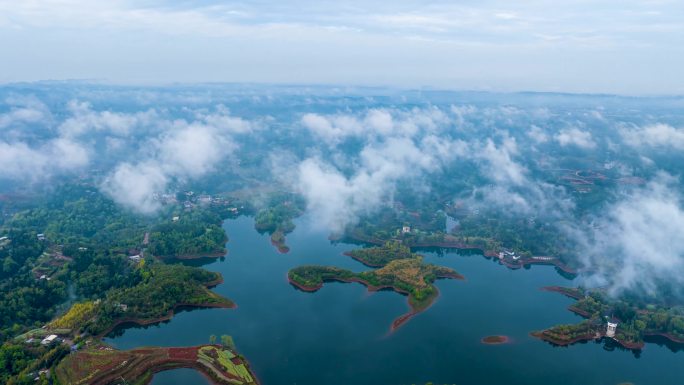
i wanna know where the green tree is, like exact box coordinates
[220,335,235,350]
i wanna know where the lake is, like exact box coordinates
[107,216,683,385]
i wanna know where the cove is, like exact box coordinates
[108,216,684,385]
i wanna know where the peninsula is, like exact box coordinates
[532,286,684,350]
[55,343,257,385]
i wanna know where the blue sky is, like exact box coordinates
[1,0,683,94]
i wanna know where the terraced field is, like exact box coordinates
[55,344,257,385]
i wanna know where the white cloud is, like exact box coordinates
[100,121,236,213]
[450,105,478,129]
[0,138,89,180]
[620,123,684,150]
[469,133,574,219]
[577,174,684,297]
[527,125,549,143]
[301,107,450,146]
[50,138,90,170]
[296,134,461,232]
[0,142,45,179]
[156,123,233,177]
[478,136,527,186]
[100,161,169,214]
[0,96,52,130]
[197,105,256,134]
[58,100,157,138]
[555,127,596,149]
[301,112,363,145]
[364,109,394,136]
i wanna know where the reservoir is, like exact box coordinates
[107,216,683,385]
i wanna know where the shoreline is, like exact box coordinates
[530,330,645,350]
[144,362,221,385]
[481,335,510,345]
[160,250,227,260]
[343,251,384,268]
[541,286,585,300]
[390,288,440,332]
[337,234,577,274]
[530,331,599,347]
[98,301,235,339]
[540,286,684,349]
[269,230,291,254]
[644,332,684,344]
[98,276,234,338]
[59,344,258,385]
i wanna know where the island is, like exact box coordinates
[481,335,510,345]
[55,343,257,385]
[532,286,684,350]
[289,242,464,331]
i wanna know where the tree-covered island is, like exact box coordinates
[532,286,684,350]
[288,242,464,330]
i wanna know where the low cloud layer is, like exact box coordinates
[297,135,462,232]
[301,107,449,146]
[2,87,684,299]
[555,127,596,149]
[621,123,684,150]
[0,138,89,181]
[576,175,684,297]
[296,107,465,232]
[101,121,238,213]
[0,96,51,131]
[59,100,158,138]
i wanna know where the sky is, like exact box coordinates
[1,1,683,95]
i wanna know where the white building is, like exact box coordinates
[606,320,618,338]
[41,335,58,345]
[402,226,411,234]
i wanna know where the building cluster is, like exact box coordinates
[497,250,521,262]
[41,334,58,345]
[155,190,239,212]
